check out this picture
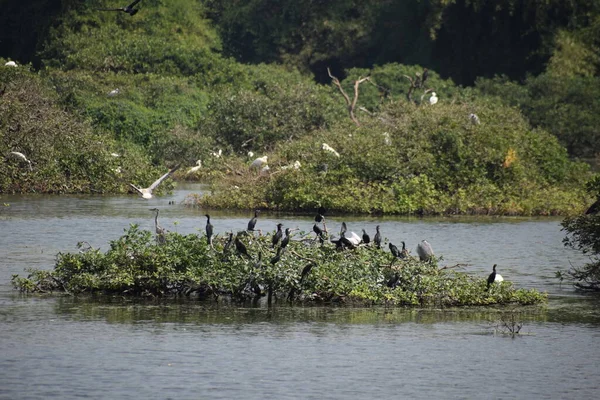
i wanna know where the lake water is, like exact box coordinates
[1,183,599,399]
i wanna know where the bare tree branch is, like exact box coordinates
[328,67,370,126]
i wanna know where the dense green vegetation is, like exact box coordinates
[11,225,546,306]
[1,0,599,213]
[561,177,600,291]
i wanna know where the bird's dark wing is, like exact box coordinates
[127,0,143,8]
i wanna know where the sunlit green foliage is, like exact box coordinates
[11,225,547,306]
[0,66,169,194]
[561,176,600,291]
[41,0,221,74]
[195,98,589,215]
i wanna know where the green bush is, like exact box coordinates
[12,224,547,306]
[195,96,590,215]
[0,66,166,194]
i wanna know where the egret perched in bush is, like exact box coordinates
[107,88,120,97]
[321,143,340,157]
[417,240,434,261]
[4,61,17,67]
[211,149,222,158]
[129,164,179,199]
[250,156,268,170]
[429,92,438,105]
[9,151,32,170]
[97,0,142,16]
[469,113,481,125]
[186,160,202,174]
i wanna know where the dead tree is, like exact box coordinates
[327,67,370,126]
[403,68,432,104]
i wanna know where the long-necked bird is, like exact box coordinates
[280,228,292,249]
[362,229,370,244]
[130,164,180,199]
[389,242,400,258]
[272,223,283,248]
[417,240,434,261]
[313,223,325,244]
[235,236,251,258]
[374,225,382,249]
[98,0,142,16]
[205,214,213,246]
[315,206,326,223]
[150,208,166,244]
[247,209,260,232]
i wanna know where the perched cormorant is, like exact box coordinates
[362,229,370,244]
[374,225,382,249]
[272,223,283,248]
[247,209,260,232]
[205,214,213,246]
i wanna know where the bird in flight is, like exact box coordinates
[98,0,143,16]
[130,164,180,199]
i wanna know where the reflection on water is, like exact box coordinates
[1,184,599,399]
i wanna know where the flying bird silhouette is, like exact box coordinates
[98,0,142,16]
[130,164,180,199]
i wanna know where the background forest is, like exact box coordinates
[1,0,599,215]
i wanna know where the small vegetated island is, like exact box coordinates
[12,223,546,307]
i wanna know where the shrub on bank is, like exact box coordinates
[12,225,547,307]
[193,98,590,215]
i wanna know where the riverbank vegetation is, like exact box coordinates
[1,0,599,215]
[11,225,546,306]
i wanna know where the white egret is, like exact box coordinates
[281,160,302,170]
[110,152,120,157]
[108,88,120,97]
[4,61,17,67]
[129,165,180,199]
[9,151,32,170]
[429,92,438,105]
[469,113,481,125]
[321,143,340,157]
[260,165,270,176]
[211,149,222,158]
[250,155,268,169]
[97,0,142,16]
[247,151,254,158]
[186,160,202,174]
[383,132,391,145]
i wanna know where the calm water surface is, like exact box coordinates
[1,183,599,399]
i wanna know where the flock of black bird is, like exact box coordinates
[109,0,501,290]
[150,207,503,290]
[147,206,503,291]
